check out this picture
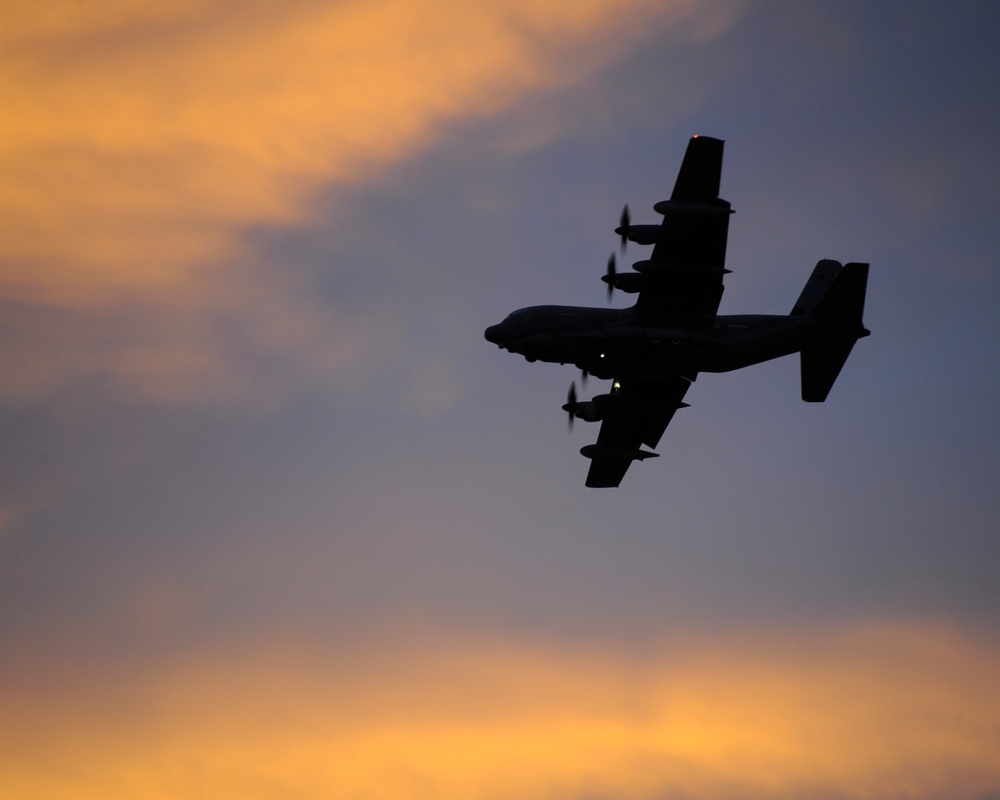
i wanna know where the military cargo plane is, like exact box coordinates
[484,136,870,487]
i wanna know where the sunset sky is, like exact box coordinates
[3,1,1000,797]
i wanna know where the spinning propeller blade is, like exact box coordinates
[619,204,631,253]
[562,382,578,431]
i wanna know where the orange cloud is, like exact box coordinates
[0,0,708,300]
[0,0,739,404]
[2,622,999,798]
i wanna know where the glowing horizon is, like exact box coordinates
[3,622,998,799]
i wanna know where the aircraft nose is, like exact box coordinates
[484,323,503,346]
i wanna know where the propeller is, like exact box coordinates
[563,382,578,431]
[606,252,616,301]
[619,204,631,253]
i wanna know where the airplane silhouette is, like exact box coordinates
[484,136,870,488]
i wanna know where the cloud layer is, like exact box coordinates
[0,0,730,404]
[3,623,999,799]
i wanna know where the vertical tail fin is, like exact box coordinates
[792,259,842,316]
[799,262,870,402]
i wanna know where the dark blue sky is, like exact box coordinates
[2,2,999,797]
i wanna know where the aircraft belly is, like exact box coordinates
[527,322,814,376]
[582,343,705,379]
[698,322,814,373]
[521,334,580,365]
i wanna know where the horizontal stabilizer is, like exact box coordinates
[800,262,870,402]
[801,339,858,402]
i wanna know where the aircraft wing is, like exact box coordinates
[583,376,693,488]
[637,136,732,318]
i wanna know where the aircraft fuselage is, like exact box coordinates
[484,304,821,381]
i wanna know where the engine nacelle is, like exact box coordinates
[601,271,644,293]
[631,259,731,276]
[580,444,659,461]
[614,223,662,246]
[652,198,733,216]
[572,392,690,423]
